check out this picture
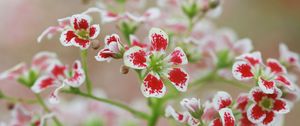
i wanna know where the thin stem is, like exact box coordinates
[147,98,162,126]
[3,96,37,104]
[63,90,149,120]
[80,50,93,95]
[216,77,252,90]
[35,94,63,126]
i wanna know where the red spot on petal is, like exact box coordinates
[262,111,274,125]
[151,33,168,51]
[107,12,118,17]
[51,65,67,78]
[74,37,90,48]
[260,78,275,90]
[89,26,96,37]
[143,74,164,95]
[276,75,291,86]
[235,63,253,78]
[249,104,265,121]
[130,50,147,68]
[267,60,284,74]
[168,68,188,89]
[106,35,118,44]
[39,77,55,89]
[73,17,89,30]
[65,30,76,42]
[222,111,235,126]
[245,56,260,66]
[272,99,287,112]
[170,50,184,65]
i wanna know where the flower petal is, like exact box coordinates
[213,91,232,110]
[72,37,91,50]
[165,105,189,123]
[149,28,168,52]
[202,101,218,122]
[89,24,100,39]
[166,47,188,65]
[279,43,300,68]
[123,46,148,69]
[95,48,114,62]
[249,86,266,103]
[37,26,64,43]
[49,64,68,79]
[266,58,287,74]
[272,99,290,114]
[100,11,121,23]
[64,60,85,87]
[246,104,266,123]
[167,68,189,92]
[235,93,249,111]
[31,51,59,72]
[236,51,262,66]
[31,76,57,93]
[59,29,76,47]
[233,38,253,54]
[0,63,27,80]
[187,117,200,126]
[141,72,166,98]
[180,98,201,113]
[260,111,275,126]
[258,77,275,94]
[209,118,222,126]
[105,34,122,53]
[219,108,235,126]
[232,61,254,80]
[276,75,295,91]
[71,14,91,30]
[143,7,160,20]
[130,35,148,48]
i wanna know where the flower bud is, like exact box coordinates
[120,65,129,74]
[209,0,220,9]
[180,98,203,118]
[6,102,15,110]
[91,40,101,50]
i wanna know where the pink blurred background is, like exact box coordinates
[0,0,299,125]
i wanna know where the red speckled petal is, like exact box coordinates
[149,28,168,52]
[141,72,166,98]
[212,91,232,110]
[258,77,275,94]
[166,47,188,65]
[167,68,189,92]
[232,61,254,80]
[89,24,100,39]
[95,48,114,62]
[31,76,57,93]
[64,60,85,87]
[123,46,148,69]
[71,14,91,30]
[219,108,235,126]
[247,104,266,123]
[266,58,287,74]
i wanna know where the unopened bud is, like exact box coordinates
[6,102,15,110]
[91,40,101,50]
[120,65,129,74]
[209,0,220,9]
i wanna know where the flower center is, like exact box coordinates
[76,29,89,39]
[259,97,274,110]
[149,53,166,73]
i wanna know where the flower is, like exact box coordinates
[95,34,125,62]
[60,14,100,50]
[232,51,296,94]
[31,60,85,103]
[246,87,290,125]
[165,91,235,126]
[0,52,59,86]
[279,43,300,70]
[123,28,189,98]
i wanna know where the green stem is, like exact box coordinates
[80,50,93,95]
[147,98,162,126]
[3,96,37,104]
[35,94,63,126]
[63,90,149,119]
[216,77,252,90]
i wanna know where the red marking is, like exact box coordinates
[89,26,96,37]
[73,17,89,30]
[178,114,184,121]
[143,74,164,94]
[168,68,187,89]
[262,111,274,125]
[273,99,286,112]
[250,105,265,121]
[74,37,90,48]
[236,64,253,78]
[260,78,274,89]
[65,30,76,42]
[39,77,54,89]
[236,95,249,111]
[222,111,235,126]
[276,75,291,86]
[99,49,114,58]
[107,12,118,17]
[130,50,147,67]
[170,49,184,65]
[267,61,284,74]
[218,98,232,109]
[245,56,260,66]
[212,118,222,126]
[51,65,67,78]
[240,112,255,126]
[106,35,118,44]
[151,33,168,51]
[289,57,296,63]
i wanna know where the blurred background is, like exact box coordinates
[0,0,299,125]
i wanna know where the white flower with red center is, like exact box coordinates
[279,43,300,70]
[95,34,125,62]
[246,87,290,125]
[232,51,296,94]
[123,28,189,98]
[31,60,85,103]
[0,52,59,83]
[60,14,100,50]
